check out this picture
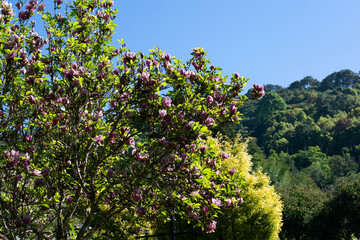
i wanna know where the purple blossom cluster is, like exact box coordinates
[252,84,265,99]
[0,1,254,237]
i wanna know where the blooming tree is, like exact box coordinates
[0,0,262,239]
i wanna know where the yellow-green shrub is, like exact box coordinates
[210,134,283,240]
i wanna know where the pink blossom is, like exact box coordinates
[4,151,10,159]
[66,196,72,204]
[225,198,232,207]
[109,192,115,199]
[78,66,86,74]
[202,205,209,214]
[221,152,230,159]
[123,52,137,64]
[134,193,142,202]
[159,109,167,118]
[103,13,110,21]
[29,145,36,152]
[23,158,31,169]
[206,220,217,233]
[163,53,171,61]
[252,84,265,99]
[110,100,117,107]
[11,150,19,158]
[211,198,222,207]
[180,153,188,160]
[234,72,240,78]
[38,3,45,12]
[206,96,213,105]
[200,146,206,153]
[205,117,214,126]
[229,169,236,176]
[201,112,207,119]
[153,60,159,67]
[161,96,171,108]
[19,11,29,20]
[61,97,70,105]
[230,104,237,114]
[94,135,104,144]
[142,71,150,80]
[146,59,152,68]
[112,68,119,75]
[25,135,33,142]
[33,169,42,176]
[238,198,244,204]
[73,79,80,85]
[192,61,200,70]
[29,95,36,104]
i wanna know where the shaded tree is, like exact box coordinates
[319,69,360,91]
[288,76,320,90]
[310,174,360,239]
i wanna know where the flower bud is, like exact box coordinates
[66,196,72,204]
[205,117,214,126]
[146,59,152,68]
[206,96,213,105]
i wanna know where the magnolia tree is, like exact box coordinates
[0,0,264,239]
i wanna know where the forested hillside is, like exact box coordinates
[219,69,360,239]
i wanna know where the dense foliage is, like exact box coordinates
[220,69,360,239]
[0,1,263,239]
[151,135,283,240]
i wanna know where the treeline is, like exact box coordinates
[219,69,360,239]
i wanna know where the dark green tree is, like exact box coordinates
[288,76,320,90]
[310,174,360,239]
[319,69,360,91]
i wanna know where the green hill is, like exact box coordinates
[217,69,360,239]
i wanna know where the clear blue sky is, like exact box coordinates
[9,0,359,92]
[113,0,360,92]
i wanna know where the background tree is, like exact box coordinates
[288,76,320,90]
[277,181,329,240]
[319,69,360,91]
[310,174,360,239]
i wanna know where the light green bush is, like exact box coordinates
[210,135,283,240]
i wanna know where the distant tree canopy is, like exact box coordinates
[288,76,320,90]
[255,92,287,121]
[217,69,360,239]
[319,69,360,91]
